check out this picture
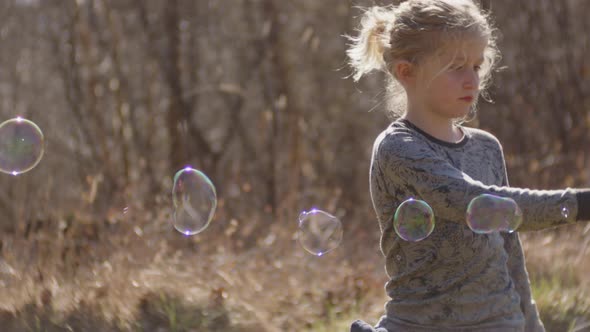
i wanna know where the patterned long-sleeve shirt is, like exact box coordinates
[370,119,579,332]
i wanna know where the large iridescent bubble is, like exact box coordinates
[0,117,44,175]
[394,198,435,242]
[171,167,217,236]
[466,194,522,234]
[297,209,343,256]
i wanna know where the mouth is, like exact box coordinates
[459,96,474,102]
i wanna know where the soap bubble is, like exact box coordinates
[171,167,217,236]
[297,209,343,256]
[393,198,435,242]
[466,194,522,234]
[561,206,570,219]
[0,117,44,175]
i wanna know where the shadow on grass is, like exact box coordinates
[0,302,121,332]
[0,290,263,332]
[137,291,231,332]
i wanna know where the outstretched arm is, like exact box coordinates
[377,134,586,231]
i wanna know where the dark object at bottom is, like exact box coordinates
[350,319,380,332]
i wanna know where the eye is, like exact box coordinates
[474,65,482,72]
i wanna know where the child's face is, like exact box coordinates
[415,37,487,120]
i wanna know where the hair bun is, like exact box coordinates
[346,6,396,81]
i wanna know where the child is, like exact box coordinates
[346,1,590,331]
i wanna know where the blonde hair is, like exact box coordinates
[346,0,500,119]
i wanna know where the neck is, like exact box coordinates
[403,108,463,143]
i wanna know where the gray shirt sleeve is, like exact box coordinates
[377,132,579,232]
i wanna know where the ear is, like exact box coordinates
[393,60,416,86]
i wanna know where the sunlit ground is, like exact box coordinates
[0,197,589,332]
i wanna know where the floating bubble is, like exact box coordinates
[394,198,435,242]
[561,206,569,219]
[297,209,343,256]
[0,117,44,175]
[171,167,217,236]
[466,194,522,234]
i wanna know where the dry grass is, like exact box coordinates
[0,199,386,331]
[521,224,590,332]
[0,201,589,331]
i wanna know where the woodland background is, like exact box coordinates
[0,0,588,331]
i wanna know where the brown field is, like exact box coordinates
[0,201,589,332]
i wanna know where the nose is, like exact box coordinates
[463,70,479,90]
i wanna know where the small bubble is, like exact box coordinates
[561,206,569,219]
[171,167,217,236]
[0,117,44,175]
[297,209,343,256]
[394,198,435,242]
[466,194,522,234]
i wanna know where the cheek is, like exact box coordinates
[440,72,462,86]
[434,76,459,96]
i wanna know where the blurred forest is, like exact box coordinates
[0,0,588,331]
